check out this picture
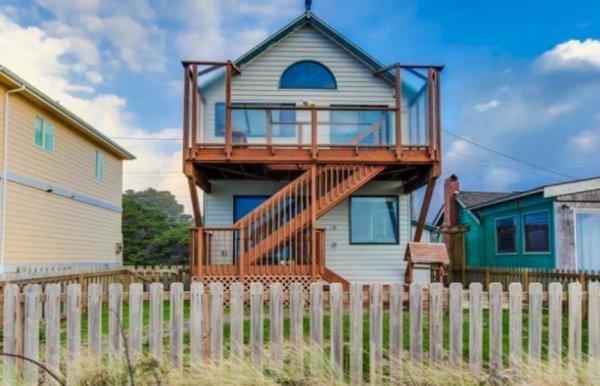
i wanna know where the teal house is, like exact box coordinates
[436,175,600,270]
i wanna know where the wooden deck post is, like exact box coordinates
[225,61,233,159]
[310,107,317,159]
[238,228,245,282]
[191,64,199,157]
[310,165,318,280]
[394,65,402,159]
[182,65,190,165]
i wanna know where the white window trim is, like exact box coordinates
[94,149,105,181]
[494,215,518,256]
[34,116,54,153]
[521,209,551,255]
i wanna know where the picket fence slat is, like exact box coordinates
[370,283,383,384]
[171,282,185,366]
[45,283,61,372]
[568,282,582,364]
[128,283,143,357]
[529,283,542,363]
[489,283,502,375]
[349,283,363,385]
[289,282,304,365]
[149,282,164,360]
[209,282,223,364]
[429,282,443,364]
[250,282,263,367]
[3,283,19,376]
[589,281,600,359]
[229,282,243,359]
[108,283,123,359]
[329,282,344,372]
[23,284,41,385]
[6,279,600,383]
[469,283,483,373]
[270,283,284,368]
[66,283,81,365]
[409,282,423,363]
[508,282,522,370]
[548,282,563,362]
[389,282,403,376]
[449,282,463,367]
[310,283,324,350]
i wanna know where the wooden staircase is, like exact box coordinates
[234,165,385,279]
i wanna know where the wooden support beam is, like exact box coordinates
[187,177,202,227]
[413,177,437,242]
[193,167,212,194]
[394,66,402,159]
[225,61,233,159]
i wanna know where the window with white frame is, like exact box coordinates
[34,116,55,152]
[94,150,105,180]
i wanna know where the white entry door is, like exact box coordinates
[576,211,600,270]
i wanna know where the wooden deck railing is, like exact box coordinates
[181,61,442,163]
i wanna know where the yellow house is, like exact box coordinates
[0,66,135,276]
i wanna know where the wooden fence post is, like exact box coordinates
[389,283,403,377]
[209,282,223,365]
[171,282,185,366]
[409,282,423,363]
[370,283,383,383]
[250,282,264,368]
[149,282,164,360]
[329,283,343,374]
[469,283,482,374]
[289,282,304,366]
[3,284,19,377]
[108,283,123,360]
[528,283,542,364]
[568,282,582,365]
[88,283,103,358]
[128,283,144,357]
[270,283,284,369]
[349,283,363,385]
[23,284,41,385]
[548,282,563,363]
[508,282,522,371]
[429,282,443,364]
[589,281,600,360]
[229,282,243,360]
[66,283,81,368]
[310,282,323,350]
[449,282,463,368]
[44,283,61,374]
[489,283,502,376]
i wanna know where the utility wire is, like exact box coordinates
[443,129,576,180]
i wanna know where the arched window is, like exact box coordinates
[279,60,337,89]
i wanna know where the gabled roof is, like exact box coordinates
[456,191,514,209]
[0,66,135,160]
[233,11,396,84]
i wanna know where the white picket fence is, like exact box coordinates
[2,281,600,384]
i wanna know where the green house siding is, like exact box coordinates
[462,193,556,269]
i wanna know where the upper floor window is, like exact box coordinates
[523,211,550,253]
[34,116,54,152]
[279,60,337,89]
[94,149,105,180]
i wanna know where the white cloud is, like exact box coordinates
[538,38,600,71]
[446,140,469,160]
[483,168,520,191]
[474,99,500,113]
[570,130,600,154]
[0,11,191,211]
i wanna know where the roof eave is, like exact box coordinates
[0,66,135,160]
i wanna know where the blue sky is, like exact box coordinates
[1,0,599,214]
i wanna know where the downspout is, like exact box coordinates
[1,83,26,276]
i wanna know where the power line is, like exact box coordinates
[443,129,576,180]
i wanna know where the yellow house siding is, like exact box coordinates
[0,84,6,170]
[4,182,121,266]
[5,93,122,206]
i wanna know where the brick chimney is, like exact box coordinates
[444,174,460,227]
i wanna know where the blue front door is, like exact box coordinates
[233,195,269,222]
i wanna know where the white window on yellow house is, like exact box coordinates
[34,116,55,152]
[94,150,105,180]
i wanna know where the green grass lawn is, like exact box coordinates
[41,300,586,375]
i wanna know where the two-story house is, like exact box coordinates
[182,10,442,286]
[0,66,135,276]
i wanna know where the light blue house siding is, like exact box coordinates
[464,193,556,268]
